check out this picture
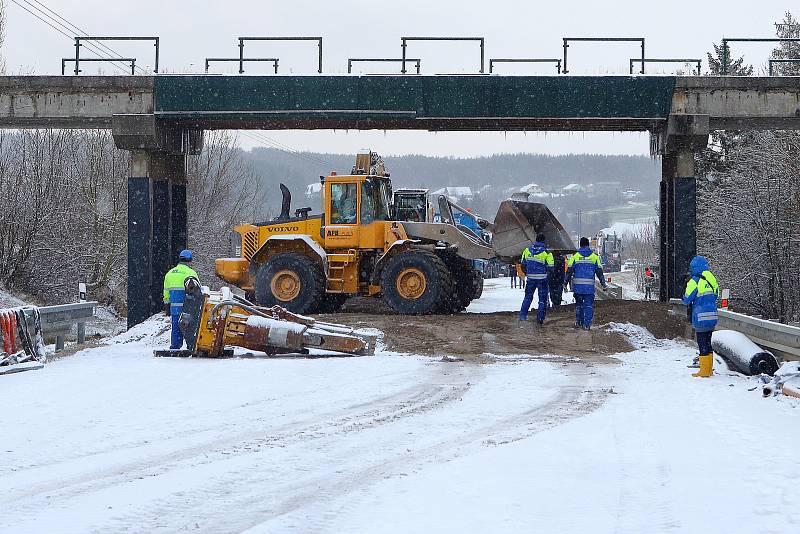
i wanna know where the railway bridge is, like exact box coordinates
[1,74,799,326]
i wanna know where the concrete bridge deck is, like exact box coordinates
[1,75,798,131]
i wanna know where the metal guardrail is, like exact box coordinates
[24,301,97,352]
[669,299,800,361]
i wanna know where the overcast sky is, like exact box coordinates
[2,0,794,156]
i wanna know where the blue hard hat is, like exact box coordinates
[179,249,193,261]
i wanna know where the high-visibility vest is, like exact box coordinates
[521,245,554,281]
[683,270,719,332]
[163,262,199,315]
[567,250,602,294]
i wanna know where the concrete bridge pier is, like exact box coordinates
[655,114,709,301]
[125,151,188,328]
[113,116,202,328]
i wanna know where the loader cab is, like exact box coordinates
[393,188,431,222]
[324,174,392,250]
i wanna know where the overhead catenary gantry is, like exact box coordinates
[205,57,279,74]
[562,37,645,74]
[348,58,421,74]
[58,33,799,78]
[768,58,800,75]
[721,38,800,74]
[73,36,158,75]
[630,58,702,75]
[62,57,136,75]
[238,36,323,74]
[489,58,562,74]
[400,36,485,74]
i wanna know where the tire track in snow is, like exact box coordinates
[611,384,681,533]
[1,364,422,477]
[104,370,608,534]
[0,362,483,526]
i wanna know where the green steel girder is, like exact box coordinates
[153,75,677,131]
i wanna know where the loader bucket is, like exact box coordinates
[491,200,575,262]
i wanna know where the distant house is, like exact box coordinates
[622,189,641,199]
[561,183,586,195]
[431,186,473,200]
[306,182,322,198]
[520,183,544,195]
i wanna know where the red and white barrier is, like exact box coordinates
[0,307,44,375]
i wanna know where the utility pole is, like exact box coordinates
[577,209,582,240]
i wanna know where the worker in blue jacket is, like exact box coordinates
[163,249,200,350]
[682,255,719,377]
[519,233,554,325]
[565,237,608,330]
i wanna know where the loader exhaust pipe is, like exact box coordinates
[278,183,291,221]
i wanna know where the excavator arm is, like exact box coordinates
[155,281,377,358]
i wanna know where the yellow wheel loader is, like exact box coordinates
[215,152,573,315]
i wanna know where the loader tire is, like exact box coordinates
[255,253,325,314]
[469,268,484,300]
[380,249,454,315]
[441,255,482,313]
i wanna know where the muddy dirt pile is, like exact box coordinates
[320,300,685,359]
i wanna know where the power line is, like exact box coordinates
[23,0,146,74]
[241,131,335,168]
[257,133,334,167]
[11,0,143,74]
[11,0,130,73]
[244,132,333,168]
[26,0,147,74]
[29,0,114,56]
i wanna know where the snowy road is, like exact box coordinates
[1,338,606,533]
[2,282,799,533]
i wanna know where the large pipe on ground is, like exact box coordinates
[711,330,780,376]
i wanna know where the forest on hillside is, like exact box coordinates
[243,148,661,211]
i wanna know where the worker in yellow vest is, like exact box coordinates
[519,234,554,325]
[683,255,719,377]
[163,250,199,349]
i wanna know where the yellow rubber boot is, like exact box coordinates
[692,354,713,378]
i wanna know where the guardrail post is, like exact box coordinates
[37,302,97,351]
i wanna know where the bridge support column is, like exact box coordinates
[126,151,188,329]
[673,150,697,299]
[659,163,674,300]
[127,152,153,329]
[655,114,708,302]
[660,149,697,300]
[113,116,202,329]
[171,180,188,261]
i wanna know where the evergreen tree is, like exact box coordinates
[706,40,753,76]
[696,43,753,178]
[771,11,800,75]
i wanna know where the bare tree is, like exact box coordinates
[696,13,800,322]
[625,222,658,290]
[0,130,129,307]
[699,132,800,321]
